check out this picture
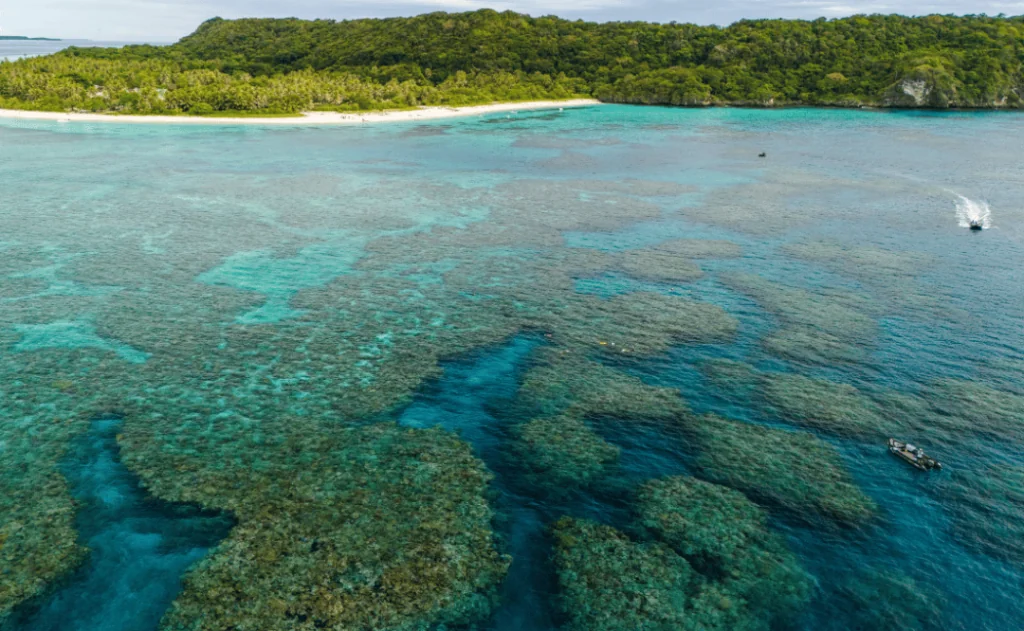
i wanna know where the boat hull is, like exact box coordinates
[888,438,942,471]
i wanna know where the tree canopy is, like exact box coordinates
[1,10,1021,114]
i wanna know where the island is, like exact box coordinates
[0,35,61,41]
[0,10,1020,117]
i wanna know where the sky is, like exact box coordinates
[3,0,1023,41]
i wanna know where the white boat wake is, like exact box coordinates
[954,194,992,229]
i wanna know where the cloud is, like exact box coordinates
[4,0,1023,41]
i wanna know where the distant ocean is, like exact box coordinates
[0,39,162,61]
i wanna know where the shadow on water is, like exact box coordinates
[5,416,233,631]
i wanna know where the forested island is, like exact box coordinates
[0,36,60,41]
[0,10,1021,115]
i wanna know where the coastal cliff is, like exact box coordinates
[881,64,1022,108]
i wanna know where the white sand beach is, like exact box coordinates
[0,99,600,125]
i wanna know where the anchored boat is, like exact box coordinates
[888,438,942,471]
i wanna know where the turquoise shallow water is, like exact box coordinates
[5,417,231,631]
[1,105,1023,630]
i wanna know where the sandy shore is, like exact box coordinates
[0,99,600,126]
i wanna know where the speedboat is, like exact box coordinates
[969,220,983,231]
[888,438,942,471]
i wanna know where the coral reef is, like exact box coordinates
[635,476,811,621]
[866,388,956,446]
[761,326,866,365]
[782,240,953,318]
[703,359,1016,446]
[3,417,235,631]
[687,171,904,235]
[0,169,734,624]
[572,237,744,285]
[0,466,85,626]
[541,292,738,357]
[922,379,1024,443]
[939,465,1024,566]
[979,357,1024,396]
[551,517,695,631]
[140,422,511,631]
[3,120,969,631]
[551,517,764,631]
[615,249,704,283]
[0,348,101,624]
[589,230,742,285]
[651,239,743,259]
[514,347,691,421]
[701,360,898,438]
[698,358,761,402]
[782,241,933,279]
[692,415,877,523]
[832,568,941,631]
[637,477,768,562]
[511,415,620,493]
[722,271,882,366]
[721,272,877,343]
[760,373,897,438]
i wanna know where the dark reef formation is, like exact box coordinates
[552,474,812,631]
[511,415,621,494]
[760,373,898,439]
[692,415,877,524]
[145,423,511,631]
[832,569,941,631]
[635,476,811,622]
[514,347,692,422]
[939,465,1024,566]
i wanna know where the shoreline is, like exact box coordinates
[0,99,601,126]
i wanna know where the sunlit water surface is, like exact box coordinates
[1,106,1022,631]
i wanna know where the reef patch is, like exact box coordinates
[126,421,511,631]
[636,476,811,623]
[4,416,232,631]
[692,415,877,523]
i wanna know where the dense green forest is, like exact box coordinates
[1,10,1022,114]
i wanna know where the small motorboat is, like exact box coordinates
[888,438,942,471]
[969,220,983,231]
[758,152,767,158]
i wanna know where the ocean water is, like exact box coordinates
[4,417,232,631]
[1,106,1023,631]
[0,40,146,62]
